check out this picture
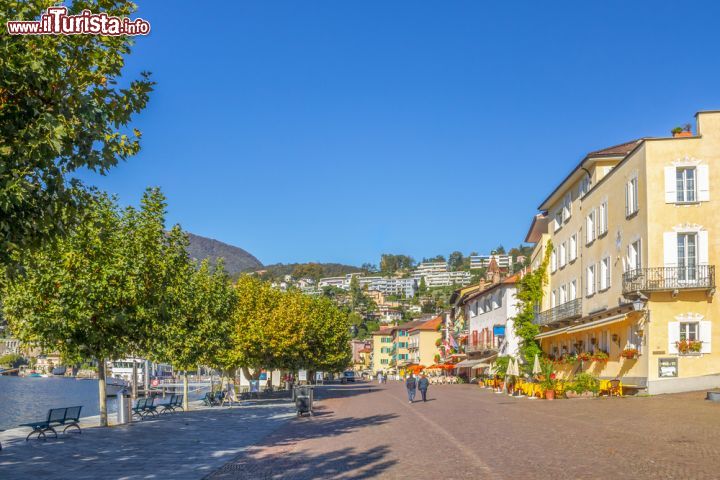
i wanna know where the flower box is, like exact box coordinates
[621,348,639,359]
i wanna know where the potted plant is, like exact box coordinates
[672,124,693,138]
[539,360,557,400]
[591,350,609,363]
[577,351,592,362]
[565,372,600,399]
[621,348,639,359]
[676,339,702,354]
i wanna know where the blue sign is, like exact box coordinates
[493,325,506,336]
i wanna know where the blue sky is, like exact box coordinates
[79,1,720,266]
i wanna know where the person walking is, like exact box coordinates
[418,373,430,402]
[377,372,383,384]
[405,374,417,403]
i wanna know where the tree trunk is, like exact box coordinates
[98,358,108,427]
[183,372,189,411]
[131,358,138,400]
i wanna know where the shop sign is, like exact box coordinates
[658,357,678,378]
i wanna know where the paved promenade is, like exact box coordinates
[0,399,295,480]
[4,383,720,479]
[211,382,720,480]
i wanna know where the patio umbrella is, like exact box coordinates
[532,354,542,375]
[512,358,521,377]
[505,359,514,377]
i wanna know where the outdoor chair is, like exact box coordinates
[609,379,622,397]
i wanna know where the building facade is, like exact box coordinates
[371,327,393,373]
[408,316,443,366]
[531,110,720,394]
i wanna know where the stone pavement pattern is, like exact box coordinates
[0,400,295,480]
[210,382,720,480]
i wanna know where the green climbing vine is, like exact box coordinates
[513,240,553,368]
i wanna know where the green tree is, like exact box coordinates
[448,251,464,271]
[2,189,176,426]
[0,0,154,268]
[379,254,414,274]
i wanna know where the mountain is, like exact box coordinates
[186,233,263,276]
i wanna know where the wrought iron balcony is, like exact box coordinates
[622,265,715,295]
[534,298,582,326]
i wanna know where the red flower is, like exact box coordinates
[550,373,556,379]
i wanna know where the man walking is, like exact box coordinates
[405,374,417,403]
[418,373,430,402]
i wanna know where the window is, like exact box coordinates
[559,284,567,304]
[559,241,567,268]
[381,359,389,365]
[680,322,699,342]
[626,177,639,216]
[579,176,591,198]
[562,193,572,222]
[676,167,697,203]
[599,257,611,291]
[586,264,596,296]
[678,233,698,281]
[586,210,596,245]
[569,279,577,300]
[598,201,608,236]
[554,210,562,232]
[551,289,557,308]
[599,330,609,353]
[569,234,577,262]
[551,251,557,273]
[627,240,641,273]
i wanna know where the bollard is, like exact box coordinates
[117,388,131,424]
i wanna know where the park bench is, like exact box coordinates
[203,391,225,407]
[131,397,157,420]
[20,406,83,441]
[158,394,177,414]
[172,394,184,412]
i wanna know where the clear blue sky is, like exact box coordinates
[79,0,720,267]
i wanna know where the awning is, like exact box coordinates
[471,362,491,370]
[565,313,629,334]
[535,328,569,339]
[454,359,486,368]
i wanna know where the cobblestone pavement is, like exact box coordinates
[0,399,296,480]
[209,382,720,480]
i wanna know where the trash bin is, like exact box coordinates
[294,385,313,416]
[116,388,131,424]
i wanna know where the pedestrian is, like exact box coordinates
[377,372,383,384]
[405,374,417,403]
[418,373,430,402]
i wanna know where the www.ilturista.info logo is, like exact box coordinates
[6,6,150,36]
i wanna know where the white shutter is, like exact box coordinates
[698,164,710,202]
[699,230,709,265]
[668,321,680,354]
[665,166,677,203]
[663,232,678,267]
[700,321,712,353]
[625,182,629,216]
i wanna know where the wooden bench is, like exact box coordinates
[20,406,83,441]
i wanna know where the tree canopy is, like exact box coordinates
[0,0,154,268]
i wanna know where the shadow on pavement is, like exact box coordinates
[273,412,397,446]
[209,444,397,480]
[313,383,379,401]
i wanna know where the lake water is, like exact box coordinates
[0,376,200,431]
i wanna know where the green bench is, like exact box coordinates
[20,406,83,441]
[131,397,157,420]
[158,394,184,414]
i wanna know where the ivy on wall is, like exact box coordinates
[512,240,553,369]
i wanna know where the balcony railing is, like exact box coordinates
[622,265,715,294]
[534,298,582,326]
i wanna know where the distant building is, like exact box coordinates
[408,316,443,366]
[470,254,515,269]
[371,327,394,373]
[414,261,471,287]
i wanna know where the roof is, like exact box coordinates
[464,272,522,303]
[537,138,643,211]
[449,282,488,306]
[409,316,443,333]
[524,213,549,243]
[371,327,393,336]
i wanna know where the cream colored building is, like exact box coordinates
[371,327,393,373]
[530,111,720,394]
[408,316,443,366]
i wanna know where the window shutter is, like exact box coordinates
[668,321,680,354]
[698,164,710,202]
[700,321,712,353]
[625,182,630,216]
[664,166,677,203]
[699,230,709,265]
[663,232,678,267]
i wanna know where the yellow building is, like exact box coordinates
[408,316,443,366]
[531,111,720,394]
[371,327,393,373]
